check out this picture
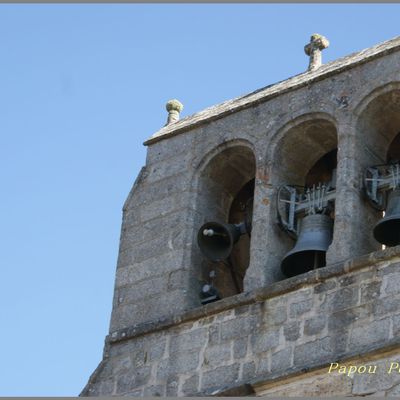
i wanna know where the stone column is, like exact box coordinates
[244,161,288,291]
[326,118,380,264]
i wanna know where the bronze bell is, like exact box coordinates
[373,189,400,247]
[197,221,246,261]
[281,214,333,277]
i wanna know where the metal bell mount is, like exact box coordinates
[364,162,400,246]
[277,180,336,277]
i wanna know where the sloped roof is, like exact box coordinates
[145,35,400,146]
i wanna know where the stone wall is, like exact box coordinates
[108,48,400,332]
[82,247,400,396]
[255,348,400,397]
[83,38,400,396]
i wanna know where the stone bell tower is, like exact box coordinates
[82,35,400,396]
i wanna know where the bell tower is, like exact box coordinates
[82,36,400,397]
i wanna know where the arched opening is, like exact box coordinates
[357,87,400,251]
[387,132,400,163]
[195,144,256,302]
[273,118,338,278]
[305,149,337,188]
[358,89,400,166]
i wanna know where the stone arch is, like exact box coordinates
[354,82,400,252]
[265,113,338,280]
[268,112,338,185]
[355,82,400,166]
[191,140,257,301]
[195,138,255,177]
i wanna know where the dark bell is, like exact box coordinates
[197,222,243,261]
[281,214,333,277]
[373,189,400,247]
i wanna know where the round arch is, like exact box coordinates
[192,141,257,300]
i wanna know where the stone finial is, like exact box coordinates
[304,33,329,72]
[165,99,183,125]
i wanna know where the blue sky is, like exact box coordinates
[1,4,400,396]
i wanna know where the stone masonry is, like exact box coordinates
[82,36,400,396]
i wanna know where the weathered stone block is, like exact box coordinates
[115,249,185,284]
[257,370,353,396]
[170,328,208,354]
[119,210,192,253]
[167,269,192,291]
[387,382,400,396]
[304,316,326,336]
[283,321,301,341]
[360,281,381,303]
[349,317,391,349]
[270,347,292,372]
[257,357,270,374]
[234,304,250,316]
[392,314,400,336]
[314,280,336,294]
[141,194,192,225]
[233,337,248,359]
[166,376,179,396]
[294,335,347,366]
[242,361,256,381]
[322,286,359,312]
[147,339,167,362]
[338,274,358,287]
[383,272,400,295]
[108,336,147,359]
[99,379,115,396]
[143,151,192,184]
[328,303,372,331]
[262,302,287,326]
[116,366,152,393]
[377,261,400,277]
[352,359,400,395]
[126,173,189,208]
[201,363,240,391]
[208,324,220,345]
[126,389,143,396]
[182,375,199,395]
[373,295,400,316]
[111,355,132,375]
[146,132,194,165]
[251,329,280,354]
[157,351,200,379]
[204,343,231,368]
[289,299,313,318]
[220,315,259,341]
[116,276,166,305]
[111,289,191,331]
[143,385,165,396]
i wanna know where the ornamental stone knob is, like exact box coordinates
[165,99,183,125]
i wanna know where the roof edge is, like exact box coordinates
[144,35,400,146]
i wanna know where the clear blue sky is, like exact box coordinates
[1,4,400,396]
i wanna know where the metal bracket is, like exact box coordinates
[364,162,400,211]
[277,183,336,238]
